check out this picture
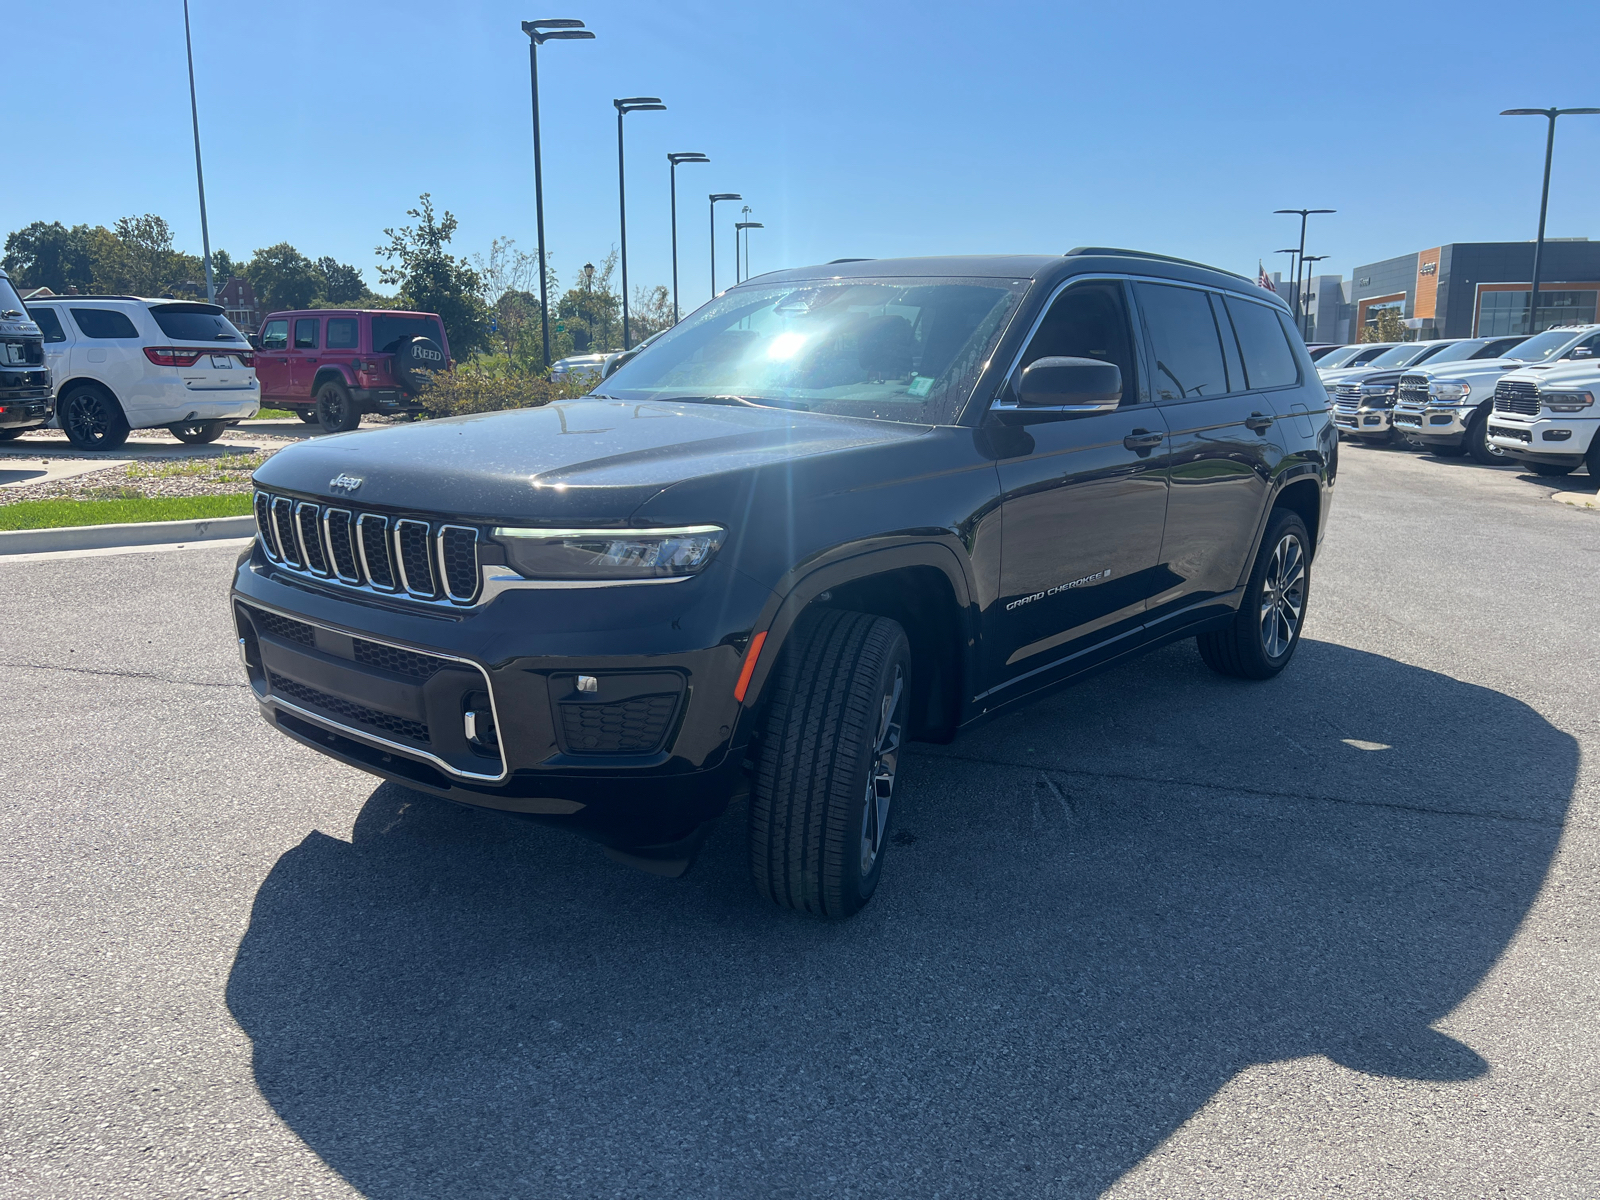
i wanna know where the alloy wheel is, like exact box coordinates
[859,664,905,875]
[66,393,108,445]
[1258,534,1306,658]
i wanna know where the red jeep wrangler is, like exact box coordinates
[252,309,451,431]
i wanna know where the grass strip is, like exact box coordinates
[255,408,300,420]
[0,493,254,531]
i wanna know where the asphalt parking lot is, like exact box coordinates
[2,442,1597,1199]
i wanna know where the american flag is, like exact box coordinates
[1257,261,1277,292]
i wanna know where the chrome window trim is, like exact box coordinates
[322,507,362,584]
[246,597,509,784]
[436,524,481,604]
[293,501,331,577]
[394,519,436,598]
[355,513,397,592]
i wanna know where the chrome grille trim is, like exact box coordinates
[294,502,330,576]
[356,513,396,591]
[253,492,280,560]
[1397,373,1430,407]
[322,508,361,583]
[1494,379,1540,416]
[271,497,302,567]
[437,525,481,603]
[394,519,437,598]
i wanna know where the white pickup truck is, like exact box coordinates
[1391,324,1600,463]
[1485,360,1600,478]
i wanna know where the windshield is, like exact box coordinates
[597,277,1029,424]
[1368,342,1443,368]
[1421,340,1487,365]
[1315,346,1365,370]
[1505,328,1588,362]
[0,277,26,319]
[150,303,243,342]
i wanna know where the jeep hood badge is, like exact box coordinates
[328,473,363,494]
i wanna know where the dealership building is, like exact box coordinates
[1349,239,1600,340]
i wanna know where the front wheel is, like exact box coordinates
[1466,412,1502,465]
[315,381,361,432]
[749,608,910,918]
[170,420,227,444]
[60,384,130,451]
[1197,508,1310,681]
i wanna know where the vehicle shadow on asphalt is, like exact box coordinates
[226,639,1575,1199]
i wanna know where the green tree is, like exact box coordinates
[1362,306,1407,343]
[316,256,368,305]
[376,194,489,356]
[210,249,237,282]
[2,221,104,293]
[245,243,322,312]
[103,214,192,295]
[555,249,621,354]
[629,283,674,342]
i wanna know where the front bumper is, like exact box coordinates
[1332,405,1393,437]
[1393,402,1472,444]
[230,544,768,848]
[1487,415,1596,464]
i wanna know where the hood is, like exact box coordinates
[1499,361,1600,388]
[1327,366,1404,388]
[251,398,932,523]
[1412,355,1545,382]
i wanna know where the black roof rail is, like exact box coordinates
[826,258,876,264]
[1064,246,1252,283]
[23,294,153,303]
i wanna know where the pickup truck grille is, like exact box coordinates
[1494,379,1540,416]
[1398,374,1430,407]
[253,490,482,604]
[1333,383,1361,413]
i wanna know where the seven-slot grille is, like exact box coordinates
[1397,374,1430,407]
[254,491,482,604]
[1493,379,1540,416]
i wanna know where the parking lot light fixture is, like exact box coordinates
[615,97,667,350]
[1274,208,1335,322]
[182,0,215,304]
[709,193,741,297]
[667,153,710,324]
[523,19,596,368]
[1275,249,1298,300]
[1300,255,1329,340]
[736,222,763,282]
[1500,107,1600,334]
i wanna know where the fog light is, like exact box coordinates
[1542,429,1572,441]
[464,710,497,747]
[577,675,598,693]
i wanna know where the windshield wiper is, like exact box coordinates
[667,394,814,411]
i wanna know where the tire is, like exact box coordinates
[1197,508,1310,681]
[1529,462,1575,477]
[1466,412,1501,465]
[315,380,361,432]
[393,336,446,395]
[1588,438,1600,479]
[1430,440,1467,458]
[0,428,27,441]
[170,420,227,444]
[749,608,911,918]
[59,384,130,451]
[296,409,320,424]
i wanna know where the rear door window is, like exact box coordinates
[326,317,358,349]
[28,306,67,342]
[293,318,319,349]
[1224,295,1300,390]
[1135,283,1229,400]
[260,319,289,350]
[70,307,140,339]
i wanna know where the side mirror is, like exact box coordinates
[247,333,262,350]
[1570,346,1593,359]
[1016,356,1122,410]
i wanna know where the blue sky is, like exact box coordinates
[8,0,1600,304]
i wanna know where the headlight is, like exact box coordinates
[491,525,726,580]
[1360,384,1396,397]
[1430,381,1470,401]
[1542,390,1594,413]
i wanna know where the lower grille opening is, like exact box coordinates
[250,607,315,647]
[559,693,679,754]
[267,670,431,743]
[351,638,447,681]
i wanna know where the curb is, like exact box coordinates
[0,515,257,556]
[1551,490,1599,511]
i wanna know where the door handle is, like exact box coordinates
[1245,412,1275,432]
[1123,429,1163,450]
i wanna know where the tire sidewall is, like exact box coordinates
[1244,510,1310,674]
[841,627,911,908]
[316,382,359,432]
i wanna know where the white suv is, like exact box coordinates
[1486,360,1600,478]
[24,297,259,450]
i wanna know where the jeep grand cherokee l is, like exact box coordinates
[235,249,1334,916]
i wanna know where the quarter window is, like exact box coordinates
[27,306,67,343]
[260,319,289,350]
[1135,283,1228,400]
[69,307,140,339]
[1224,296,1300,390]
[293,318,319,350]
[326,317,359,349]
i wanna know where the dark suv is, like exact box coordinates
[235,249,1334,916]
[0,268,52,440]
[253,308,450,431]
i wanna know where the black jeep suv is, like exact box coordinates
[235,249,1334,916]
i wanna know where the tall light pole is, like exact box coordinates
[615,96,666,350]
[736,221,763,282]
[709,193,740,297]
[1501,107,1600,334]
[1300,255,1329,340]
[667,153,709,324]
[1275,249,1298,300]
[182,0,214,303]
[1273,208,1335,325]
[523,19,594,369]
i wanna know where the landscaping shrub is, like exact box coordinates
[417,364,595,417]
